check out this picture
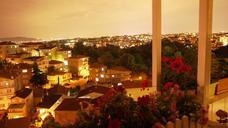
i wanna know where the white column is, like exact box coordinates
[197,0,213,105]
[152,0,162,91]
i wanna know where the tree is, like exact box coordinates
[98,52,114,67]
[119,53,135,69]
[30,63,48,88]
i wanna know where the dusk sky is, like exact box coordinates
[0,0,227,39]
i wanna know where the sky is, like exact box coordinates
[0,0,227,39]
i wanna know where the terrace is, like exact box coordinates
[152,0,228,127]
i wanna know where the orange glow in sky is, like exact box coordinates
[0,0,227,39]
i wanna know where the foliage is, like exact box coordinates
[71,85,204,127]
[161,45,197,90]
[42,114,61,128]
[30,63,48,88]
[72,42,152,73]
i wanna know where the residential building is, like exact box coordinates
[0,73,19,110]
[8,88,33,119]
[106,66,132,82]
[89,63,107,82]
[23,56,49,72]
[38,46,58,60]
[47,71,72,86]
[54,98,90,126]
[6,52,31,64]
[49,60,64,71]
[36,94,63,120]
[68,55,89,78]
[21,42,43,53]
[77,86,111,101]
[122,80,154,100]
[55,49,72,62]
[0,42,19,59]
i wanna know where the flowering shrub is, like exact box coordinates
[72,47,205,128]
[161,46,197,90]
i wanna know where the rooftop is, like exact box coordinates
[12,88,32,99]
[77,86,111,98]
[8,103,25,109]
[39,45,56,50]
[70,55,89,59]
[23,56,44,61]
[49,60,64,65]
[36,94,62,109]
[55,98,87,111]
[122,80,152,89]
[47,71,69,76]
[0,41,16,45]
[109,66,131,72]
[48,85,69,95]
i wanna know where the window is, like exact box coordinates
[22,69,28,73]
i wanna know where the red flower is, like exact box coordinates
[163,82,174,90]
[162,57,173,63]
[108,119,121,128]
[180,64,192,72]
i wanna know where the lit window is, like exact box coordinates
[95,78,99,82]
[22,69,28,73]
[100,74,104,78]
[64,60,68,65]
